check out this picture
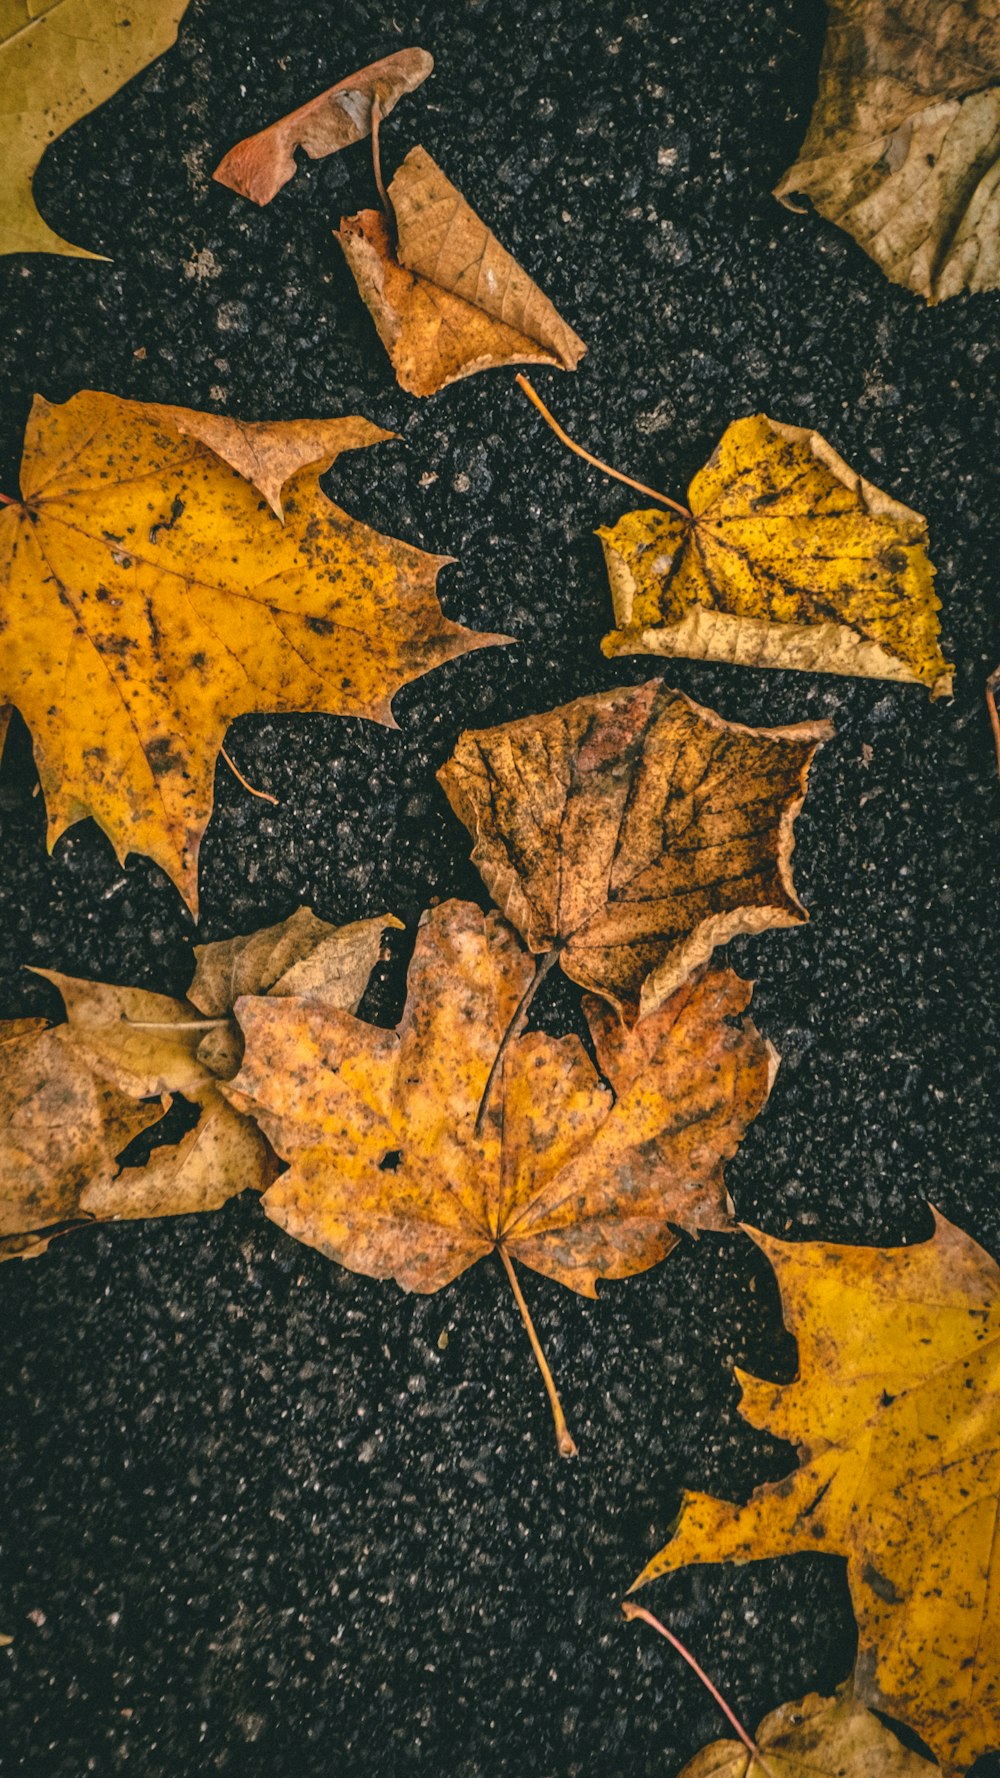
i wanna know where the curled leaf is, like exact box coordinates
[439,680,830,1021]
[677,1687,938,1777]
[600,415,950,698]
[775,0,1000,302]
[337,146,586,396]
[213,48,433,206]
[630,1213,1000,1777]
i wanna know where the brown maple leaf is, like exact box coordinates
[439,681,831,1028]
[337,146,586,396]
[0,391,504,911]
[0,908,397,1261]
[225,899,774,1455]
[212,48,434,206]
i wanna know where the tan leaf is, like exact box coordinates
[213,48,433,205]
[675,1686,938,1777]
[599,414,950,697]
[337,146,586,396]
[438,680,831,1021]
[629,1213,1000,1776]
[225,899,773,1452]
[0,390,504,912]
[1,0,189,259]
[774,0,1000,302]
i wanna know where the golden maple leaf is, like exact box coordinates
[0,391,503,911]
[337,146,586,396]
[673,1686,937,1777]
[225,899,774,1455]
[628,1213,1000,1776]
[1,0,189,259]
[213,48,434,206]
[599,415,951,697]
[775,0,1000,302]
[439,680,831,1022]
[0,908,397,1261]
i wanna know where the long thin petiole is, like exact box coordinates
[498,1246,577,1458]
[475,945,562,1137]
[0,492,19,506]
[621,1602,777,1777]
[123,1017,230,1031]
[514,375,692,518]
[371,93,389,215]
[987,667,1000,778]
[220,745,278,805]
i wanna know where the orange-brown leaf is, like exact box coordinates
[337,147,586,396]
[439,681,831,1020]
[213,48,433,205]
[226,899,774,1300]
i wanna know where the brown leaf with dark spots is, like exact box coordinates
[438,680,831,1022]
[213,48,434,206]
[337,146,586,396]
[225,899,774,1453]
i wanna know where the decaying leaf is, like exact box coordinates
[212,48,433,206]
[0,391,504,911]
[599,415,950,697]
[1,0,189,259]
[439,680,830,1022]
[226,899,774,1454]
[774,0,1000,302]
[337,146,586,396]
[0,908,396,1260]
[629,1213,1000,1776]
[675,1686,938,1777]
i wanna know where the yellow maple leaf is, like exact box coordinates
[599,414,951,697]
[2,0,189,259]
[0,391,503,912]
[629,1213,1000,1776]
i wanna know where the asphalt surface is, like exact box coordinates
[1,0,999,1773]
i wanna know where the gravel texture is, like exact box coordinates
[1,0,999,1773]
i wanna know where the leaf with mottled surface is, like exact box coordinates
[677,1687,938,1777]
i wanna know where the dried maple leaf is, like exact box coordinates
[439,680,831,1025]
[628,1213,1000,1776]
[775,0,1000,302]
[0,908,396,1261]
[337,146,586,396]
[673,1686,938,1777]
[596,415,951,697]
[2,0,189,259]
[212,48,433,206]
[225,899,774,1455]
[0,391,503,912]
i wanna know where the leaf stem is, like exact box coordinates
[514,376,692,518]
[220,745,278,805]
[123,1017,230,1031]
[987,667,1000,778]
[498,1246,577,1458]
[621,1602,777,1778]
[475,944,563,1137]
[371,93,389,216]
[0,492,19,506]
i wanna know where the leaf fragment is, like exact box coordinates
[629,1213,1000,1776]
[439,680,831,1021]
[225,900,773,1446]
[0,390,504,911]
[676,1686,938,1777]
[337,146,586,396]
[599,415,951,697]
[1,0,190,259]
[212,48,434,206]
[774,0,1000,302]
